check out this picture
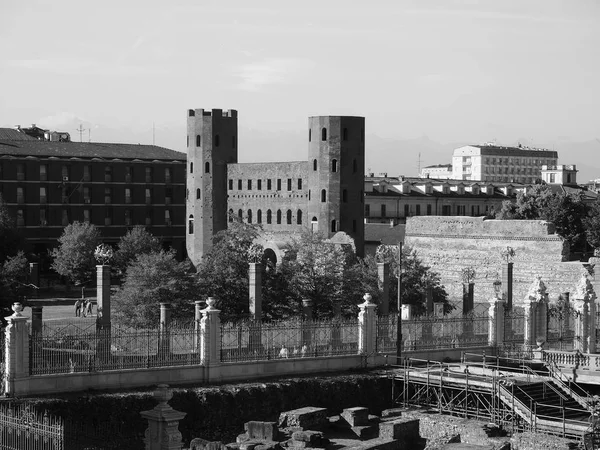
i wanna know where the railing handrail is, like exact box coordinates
[544,358,591,408]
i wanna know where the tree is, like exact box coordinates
[496,185,588,253]
[584,198,600,252]
[0,194,23,264]
[51,222,100,288]
[113,226,162,276]
[113,250,197,328]
[0,251,29,323]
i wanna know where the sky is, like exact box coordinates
[1,0,599,180]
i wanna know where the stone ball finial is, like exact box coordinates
[154,384,173,407]
[11,302,24,317]
[363,293,373,304]
[205,297,218,309]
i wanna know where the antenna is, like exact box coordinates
[75,124,87,143]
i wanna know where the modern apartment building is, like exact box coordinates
[0,131,187,259]
[451,144,558,183]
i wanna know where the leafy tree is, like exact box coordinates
[113,250,197,327]
[496,185,588,253]
[113,226,162,276]
[51,222,100,288]
[584,198,600,252]
[0,251,29,323]
[0,194,23,263]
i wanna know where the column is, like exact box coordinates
[302,299,313,320]
[159,303,172,357]
[358,293,377,356]
[96,265,111,330]
[140,385,186,450]
[31,306,43,336]
[4,302,29,396]
[522,277,549,351]
[302,299,314,352]
[194,300,203,352]
[488,298,505,347]
[200,297,221,367]
[572,274,597,354]
[377,262,390,315]
[462,283,474,314]
[425,287,433,315]
[248,262,262,320]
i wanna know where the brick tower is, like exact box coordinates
[307,116,365,256]
[186,109,238,265]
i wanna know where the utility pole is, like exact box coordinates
[75,124,87,143]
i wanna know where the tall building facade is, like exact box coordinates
[0,136,187,259]
[186,109,365,265]
[451,144,558,183]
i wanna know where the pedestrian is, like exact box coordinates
[74,299,82,317]
[82,299,88,317]
[86,300,93,316]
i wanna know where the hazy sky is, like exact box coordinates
[1,1,598,175]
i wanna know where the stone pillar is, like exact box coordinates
[572,274,597,354]
[194,300,203,352]
[502,262,513,310]
[358,293,377,356]
[159,303,171,356]
[31,306,43,336]
[29,262,39,298]
[488,298,505,347]
[249,262,262,320]
[302,299,313,320]
[200,297,221,367]
[425,287,433,315]
[462,283,474,314]
[4,302,29,396]
[521,277,549,350]
[377,262,390,315]
[96,265,111,330]
[141,385,186,450]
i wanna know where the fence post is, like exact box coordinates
[29,262,39,298]
[488,297,505,347]
[4,302,29,396]
[96,264,111,329]
[200,297,221,379]
[572,274,597,354]
[249,262,263,320]
[194,300,203,353]
[159,303,171,357]
[140,384,186,450]
[358,293,377,359]
[31,306,43,336]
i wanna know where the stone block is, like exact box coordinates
[245,421,279,441]
[278,407,328,430]
[350,425,378,439]
[191,438,227,450]
[239,443,259,450]
[378,418,420,444]
[341,407,370,427]
[380,408,403,419]
[291,430,323,443]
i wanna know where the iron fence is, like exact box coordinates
[400,312,489,351]
[546,312,575,352]
[375,314,399,353]
[1,327,5,396]
[503,306,525,345]
[220,318,359,363]
[29,323,202,375]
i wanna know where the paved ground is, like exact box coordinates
[23,302,97,321]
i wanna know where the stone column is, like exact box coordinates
[488,298,505,347]
[358,293,377,356]
[200,297,221,367]
[502,262,514,310]
[141,385,186,450]
[159,303,172,356]
[29,262,39,298]
[425,287,433,315]
[31,306,43,336]
[194,300,203,352]
[249,262,262,320]
[377,262,390,315]
[521,277,549,351]
[302,299,313,320]
[572,274,597,354]
[302,299,314,352]
[4,302,29,396]
[96,265,111,330]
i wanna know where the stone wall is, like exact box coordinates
[404,216,588,312]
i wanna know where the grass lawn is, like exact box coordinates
[23,303,97,322]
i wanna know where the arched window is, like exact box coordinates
[257,209,262,224]
[353,159,357,173]
[297,210,302,225]
[267,209,272,224]
[321,127,327,141]
[286,209,292,224]
[215,134,220,147]
[196,135,201,147]
[321,189,326,202]
[331,220,337,233]
[313,159,317,171]
[332,159,337,173]
[232,135,236,148]
[190,162,193,173]
[248,209,252,224]
[228,209,234,223]
[342,189,347,202]
[188,215,194,234]
[276,210,282,224]
[309,129,311,142]
[238,209,243,220]
[343,128,348,141]
[205,162,210,173]
[196,188,201,199]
